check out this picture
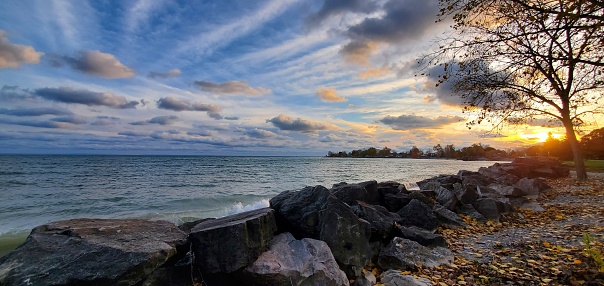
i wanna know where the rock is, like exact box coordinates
[433,205,467,229]
[0,219,187,286]
[514,177,551,198]
[243,233,348,286]
[380,269,432,286]
[178,218,215,233]
[417,175,460,191]
[473,198,505,221]
[352,271,377,286]
[434,187,459,211]
[378,237,453,270]
[455,204,487,223]
[331,184,367,206]
[319,196,372,278]
[189,207,277,273]
[382,192,412,212]
[478,164,521,185]
[510,197,545,212]
[397,199,439,231]
[393,226,447,247]
[453,182,481,205]
[270,186,331,238]
[351,201,401,241]
[359,180,380,205]
[511,157,570,178]
[271,186,372,278]
[409,191,434,206]
[486,183,525,197]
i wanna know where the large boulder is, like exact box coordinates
[433,205,467,229]
[331,184,367,206]
[0,219,188,286]
[393,226,447,247]
[478,164,521,186]
[455,204,487,223]
[380,269,432,286]
[189,207,277,273]
[378,237,453,270]
[511,157,570,178]
[243,232,348,286]
[351,202,401,241]
[473,198,505,221]
[434,187,459,211]
[359,180,380,205]
[453,182,481,205]
[382,193,412,212]
[514,177,551,198]
[397,199,439,231]
[270,186,331,238]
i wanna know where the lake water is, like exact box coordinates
[0,155,500,257]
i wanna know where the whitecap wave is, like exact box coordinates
[221,199,270,217]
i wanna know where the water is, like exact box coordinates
[0,155,500,257]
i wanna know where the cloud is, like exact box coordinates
[360,67,389,79]
[130,115,178,126]
[91,116,120,126]
[0,107,72,117]
[0,118,72,129]
[0,30,43,68]
[309,0,378,24]
[421,64,465,107]
[339,0,441,66]
[245,128,282,139]
[34,87,139,109]
[317,87,346,102]
[157,97,220,112]
[51,115,88,124]
[267,114,331,133]
[148,69,181,79]
[187,130,216,137]
[194,80,271,96]
[378,114,464,130]
[49,50,135,78]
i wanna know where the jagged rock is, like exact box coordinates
[380,269,432,286]
[417,175,460,191]
[511,157,570,178]
[397,199,438,231]
[271,186,372,278]
[433,205,467,229]
[382,192,412,212]
[393,226,447,247]
[486,183,525,197]
[408,191,434,206]
[434,187,459,211]
[319,196,372,278]
[478,164,521,185]
[333,182,348,188]
[243,233,348,286]
[351,202,401,241]
[378,237,453,270]
[352,271,377,286]
[331,184,367,206]
[455,204,487,223]
[0,219,188,286]
[473,198,505,221]
[178,218,215,233]
[270,186,332,238]
[189,207,277,273]
[514,177,551,198]
[359,180,380,205]
[453,182,481,205]
[510,197,545,212]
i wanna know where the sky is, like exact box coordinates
[0,0,588,155]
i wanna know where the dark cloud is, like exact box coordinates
[148,69,181,79]
[267,114,330,133]
[130,115,178,126]
[224,116,239,121]
[208,112,223,120]
[194,80,271,96]
[310,0,378,24]
[0,118,71,129]
[157,97,220,112]
[51,115,87,124]
[118,131,149,137]
[0,30,43,68]
[0,107,72,117]
[378,114,464,130]
[245,128,281,139]
[91,116,120,126]
[421,64,465,107]
[187,130,215,137]
[34,87,139,109]
[48,50,135,78]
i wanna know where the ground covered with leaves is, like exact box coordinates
[375,172,604,285]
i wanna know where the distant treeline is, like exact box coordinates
[327,127,604,161]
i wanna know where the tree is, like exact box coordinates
[428,0,604,180]
[378,147,393,157]
[409,146,421,158]
[443,144,457,158]
[581,127,604,159]
[433,144,445,157]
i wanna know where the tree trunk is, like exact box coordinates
[562,117,588,181]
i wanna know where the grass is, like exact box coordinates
[562,160,604,172]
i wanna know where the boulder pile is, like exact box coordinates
[0,158,569,286]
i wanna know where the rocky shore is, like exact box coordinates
[0,158,578,286]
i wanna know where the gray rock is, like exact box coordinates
[243,233,348,286]
[380,269,432,286]
[270,186,332,238]
[455,204,487,223]
[397,199,438,231]
[352,271,376,286]
[378,237,453,270]
[178,218,215,234]
[514,177,550,198]
[486,184,525,197]
[359,180,380,205]
[478,164,521,185]
[382,193,412,212]
[473,198,505,221]
[331,184,367,206]
[0,219,187,286]
[189,207,277,273]
[393,226,447,247]
[352,201,401,241]
[434,187,459,211]
[453,182,481,205]
[433,205,467,229]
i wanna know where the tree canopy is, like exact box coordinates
[426,0,604,180]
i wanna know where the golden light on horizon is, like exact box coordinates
[518,131,563,143]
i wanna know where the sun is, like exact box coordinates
[519,131,562,143]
